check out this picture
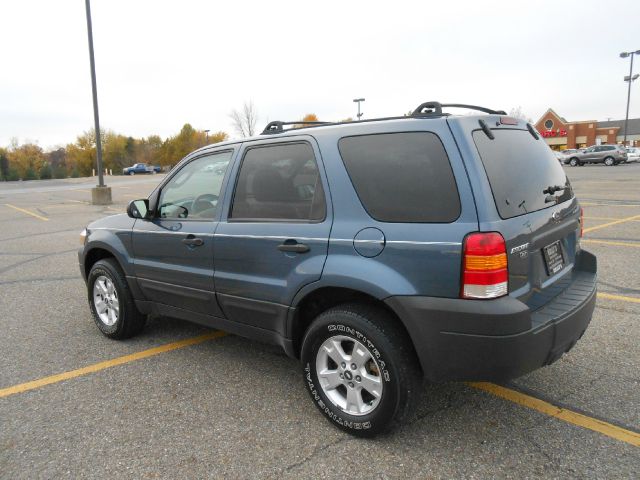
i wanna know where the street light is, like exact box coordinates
[204,129,210,145]
[619,49,640,146]
[353,98,365,121]
[85,0,111,205]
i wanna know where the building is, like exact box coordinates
[534,108,640,150]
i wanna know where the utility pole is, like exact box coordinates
[620,49,640,147]
[204,129,210,145]
[85,0,111,204]
[353,98,365,121]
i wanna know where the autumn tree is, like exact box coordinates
[7,142,46,179]
[230,101,258,137]
[0,147,9,180]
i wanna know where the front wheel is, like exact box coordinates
[301,303,421,437]
[604,156,615,166]
[87,258,146,339]
[569,158,579,167]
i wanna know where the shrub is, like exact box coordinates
[70,168,80,178]
[39,164,53,180]
[24,167,37,180]
[6,168,20,181]
[53,166,67,179]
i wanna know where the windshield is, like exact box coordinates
[473,129,574,219]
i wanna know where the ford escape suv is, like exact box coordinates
[79,102,597,436]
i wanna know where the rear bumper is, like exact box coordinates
[385,250,597,382]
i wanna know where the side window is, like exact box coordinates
[338,132,461,223]
[158,151,232,220]
[230,143,326,222]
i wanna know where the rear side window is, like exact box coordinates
[230,142,326,222]
[338,132,461,223]
[473,129,574,219]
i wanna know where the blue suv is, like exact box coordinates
[79,102,597,436]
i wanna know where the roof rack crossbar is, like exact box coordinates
[261,120,332,135]
[412,102,506,116]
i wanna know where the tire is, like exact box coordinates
[604,156,615,166]
[130,171,135,176]
[569,158,579,167]
[301,303,421,437]
[87,258,146,339]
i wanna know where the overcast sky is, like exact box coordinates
[2,0,640,149]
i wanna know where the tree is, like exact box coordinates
[230,101,258,137]
[509,106,533,123]
[7,142,46,179]
[0,147,8,180]
[293,113,319,129]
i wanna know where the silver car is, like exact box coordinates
[564,145,627,166]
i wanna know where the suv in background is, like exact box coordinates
[78,102,597,437]
[564,144,627,166]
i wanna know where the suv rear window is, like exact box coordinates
[473,129,574,219]
[338,132,461,223]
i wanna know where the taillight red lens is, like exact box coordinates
[461,232,508,299]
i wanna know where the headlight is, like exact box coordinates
[80,228,88,245]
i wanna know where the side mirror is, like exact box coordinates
[127,199,150,219]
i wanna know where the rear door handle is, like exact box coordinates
[278,240,310,253]
[182,235,204,247]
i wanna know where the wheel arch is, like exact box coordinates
[288,286,419,371]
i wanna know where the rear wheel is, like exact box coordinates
[569,158,579,167]
[604,156,615,166]
[301,303,421,437]
[87,258,146,339]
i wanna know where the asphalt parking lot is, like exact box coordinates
[1,166,639,478]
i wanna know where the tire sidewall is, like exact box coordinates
[87,261,126,337]
[301,312,401,436]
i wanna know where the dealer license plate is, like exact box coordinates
[543,241,564,275]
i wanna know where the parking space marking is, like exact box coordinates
[582,239,640,248]
[0,331,226,399]
[469,382,640,447]
[583,214,640,235]
[584,216,640,221]
[4,203,49,221]
[598,292,640,304]
[581,202,640,207]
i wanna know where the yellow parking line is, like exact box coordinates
[584,216,640,221]
[0,331,226,399]
[582,239,640,248]
[4,203,49,222]
[583,214,640,234]
[469,382,640,447]
[598,292,640,304]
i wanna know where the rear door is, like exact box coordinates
[213,138,331,335]
[454,119,581,307]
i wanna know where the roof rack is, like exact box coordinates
[261,120,331,135]
[412,101,506,116]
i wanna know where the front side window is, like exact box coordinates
[158,151,232,220]
[230,143,326,221]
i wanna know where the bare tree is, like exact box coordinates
[508,106,533,123]
[230,100,258,137]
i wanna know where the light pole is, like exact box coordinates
[353,98,365,121]
[85,0,111,204]
[620,49,640,147]
[204,129,210,145]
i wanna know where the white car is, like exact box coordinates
[625,147,640,163]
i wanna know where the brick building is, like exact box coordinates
[534,108,640,150]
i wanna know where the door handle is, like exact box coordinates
[278,240,310,253]
[182,235,204,247]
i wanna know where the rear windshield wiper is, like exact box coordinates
[543,185,565,195]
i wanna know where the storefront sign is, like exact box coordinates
[541,129,567,138]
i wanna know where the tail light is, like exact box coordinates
[461,232,508,299]
[579,207,584,238]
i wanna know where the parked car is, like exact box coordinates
[561,149,580,156]
[553,150,565,162]
[79,102,597,437]
[564,144,627,166]
[122,163,161,175]
[625,147,640,163]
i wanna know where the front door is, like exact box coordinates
[214,139,331,335]
[132,150,233,316]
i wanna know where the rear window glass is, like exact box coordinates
[473,129,574,219]
[338,132,461,223]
